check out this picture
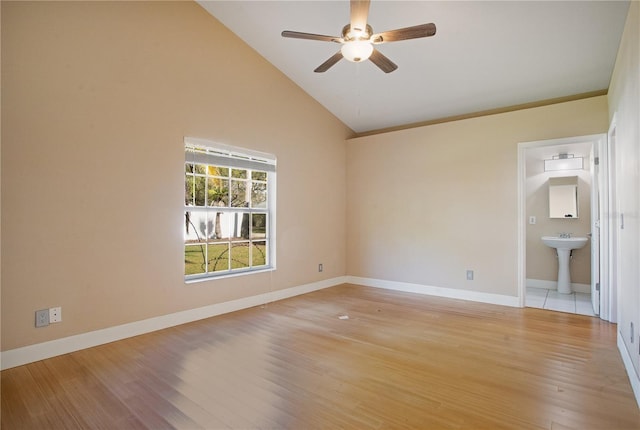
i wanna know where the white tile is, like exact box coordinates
[576,306,596,317]
[546,291,575,303]
[526,287,548,309]
[575,292,591,303]
[526,295,546,308]
[526,287,548,298]
[526,289,597,317]
[544,300,576,313]
[576,298,597,317]
[544,292,576,313]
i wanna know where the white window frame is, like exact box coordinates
[184,137,276,281]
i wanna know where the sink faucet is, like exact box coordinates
[559,232,572,238]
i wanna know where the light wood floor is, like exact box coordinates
[2,283,639,429]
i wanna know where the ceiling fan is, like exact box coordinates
[281,0,436,73]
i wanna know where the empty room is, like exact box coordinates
[2,1,640,428]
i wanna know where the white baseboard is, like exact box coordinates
[526,278,591,294]
[0,276,347,370]
[618,330,640,408]
[347,276,520,308]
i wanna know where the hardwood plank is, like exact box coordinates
[2,283,639,429]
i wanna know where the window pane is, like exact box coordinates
[232,168,247,179]
[186,163,194,173]
[231,243,250,269]
[184,211,208,242]
[252,171,267,181]
[252,241,267,267]
[251,182,267,208]
[231,180,248,207]
[209,211,230,240]
[205,212,216,241]
[226,212,250,240]
[207,177,229,207]
[194,164,207,175]
[251,213,267,239]
[207,243,229,272]
[208,165,229,177]
[185,175,194,205]
[185,244,206,275]
[194,176,206,206]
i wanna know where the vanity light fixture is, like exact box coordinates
[544,153,584,172]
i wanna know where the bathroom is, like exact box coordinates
[524,140,596,316]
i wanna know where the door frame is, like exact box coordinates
[517,134,609,317]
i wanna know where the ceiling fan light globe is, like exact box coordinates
[341,41,374,63]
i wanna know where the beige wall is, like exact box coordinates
[526,148,592,286]
[347,96,608,297]
[1,1,351,351]
[608,1,640,377]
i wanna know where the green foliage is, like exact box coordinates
[186,164,268,208]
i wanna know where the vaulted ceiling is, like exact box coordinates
[198,1,629,134]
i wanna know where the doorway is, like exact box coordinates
[518,134,609,319]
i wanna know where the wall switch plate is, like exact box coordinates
[49,307,62,323]
[318,263,323,272]
[35,309,49,327]
[466,270,474,280]
[529,216,536,225]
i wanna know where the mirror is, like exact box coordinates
[549,176,578,218]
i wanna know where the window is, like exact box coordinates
[184,138,275,280]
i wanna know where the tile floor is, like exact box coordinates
[526,287,597,317]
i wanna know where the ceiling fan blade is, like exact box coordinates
[369,49,397,73]
[314,52,344,73]
[350,0,370,33]
[281,31,342,43]
[371,23,436,44]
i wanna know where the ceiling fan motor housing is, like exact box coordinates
[342,24,373,41]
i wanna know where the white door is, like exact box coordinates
[597,122,618,323]
[606,123,619,323]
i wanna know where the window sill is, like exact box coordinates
[184,266,275,284]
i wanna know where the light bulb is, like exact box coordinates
[341,41,374,63]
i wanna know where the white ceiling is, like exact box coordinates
[198,1,629,134]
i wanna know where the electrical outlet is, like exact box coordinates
[466,270,474,280]
[49,307,62,323]
[529,216,536,225]
[318,263,323,272]
[35,309,49,327]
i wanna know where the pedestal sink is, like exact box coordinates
[541,236,589,294]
